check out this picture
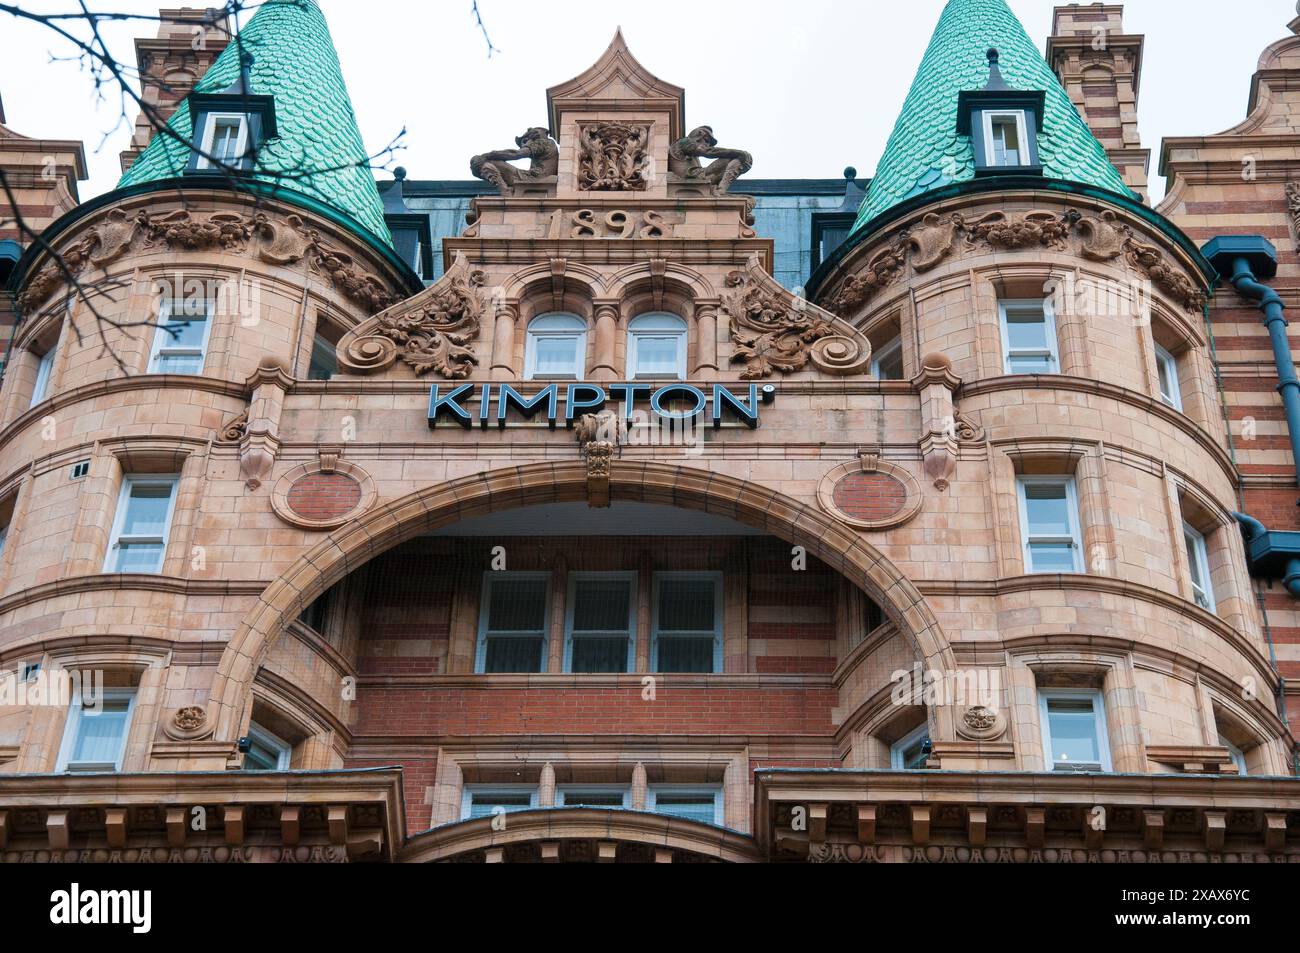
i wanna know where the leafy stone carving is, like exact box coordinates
[723,256,871,379]
[955,209,1079,250]
[16,206,399,316]
[578,122,651,191]
[825,206,1208,316]
[337,253,486,378]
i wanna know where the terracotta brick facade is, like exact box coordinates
[1,7,1300,864]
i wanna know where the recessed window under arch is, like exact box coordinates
[525,313,587,381]
[627,312,687,380]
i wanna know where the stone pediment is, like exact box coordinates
[547,28,686,142]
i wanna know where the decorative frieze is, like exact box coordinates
[17,206,400,315]
[827,206,1208,316]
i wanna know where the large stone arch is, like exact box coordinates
[206,461,957,741]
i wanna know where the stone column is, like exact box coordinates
[590,300,621,381]
[539,762,557,807]
[631,762,648,810]
[491,301,520,381]
[692,299,721,380]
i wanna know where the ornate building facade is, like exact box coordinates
[1,0,1299,864]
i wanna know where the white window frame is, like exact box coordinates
[627,313,688,381]
[1219,733,1248,775]
[460,784,539,821]
[871,336,904,380]
[243,721,291,771]
[196,112,250,171]
[999,298,1060,375]
[647,785,723,826]
[1016,476,1083,574]
[650,571,724,674]
[148,294,215,375]
[55,687,137,773]
[29,342,57,408]
[524,313,588,381]
[982,109,1029,167]
[890,722,931,770]
[563,571,637,674]
[104,475,180,575]
[1156,344,1183,410]
[1038,688,1112,773]
[557,785,632,809]
[1183,521,1216,613]
[474,571,551,674]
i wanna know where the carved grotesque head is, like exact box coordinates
[516,127,552,147]
[687,126,718,148]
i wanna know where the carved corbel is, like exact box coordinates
[576,412,620,509]
[913,353,962,491]
[335,252,486,379]
[240,356,292,490]
[721,254,872,379]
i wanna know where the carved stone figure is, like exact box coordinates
[470,127,559,194]
[668,126,753,195]
[578,122,651,191]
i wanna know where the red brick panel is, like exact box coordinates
[286,473,362,522]
[832,472,908,523]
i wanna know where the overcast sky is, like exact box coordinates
[1,0,1295,204]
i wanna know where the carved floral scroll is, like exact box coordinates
[721,255,872,380]
[335,252,486,379]
[17,206,400,315]
[827,207,1208,317]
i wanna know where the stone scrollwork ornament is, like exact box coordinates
[337,252,486,379]
[722,255,872,379]
[163,705,214,741]
[578,122,651,191]
[956,704,1007,742]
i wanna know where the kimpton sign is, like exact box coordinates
[429,382,776,429]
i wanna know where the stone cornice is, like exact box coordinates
[356,672,835,691]
[0,575,265,620]
[960,374,1239,486]
[0,374,247,456]
[399,807,761,864]
[443,237,775,272]
[920,574,1278,690]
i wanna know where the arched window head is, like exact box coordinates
[628,313,688,381]
[525,313,587,381]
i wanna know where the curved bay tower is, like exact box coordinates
[1,0,1299,864]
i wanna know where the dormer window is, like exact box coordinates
[958,49,1044,176]
[185,54,277,176]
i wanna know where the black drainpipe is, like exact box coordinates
[1204,237,1299,773]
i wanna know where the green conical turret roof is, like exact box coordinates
[119,0,391,246]
[854,0,1132,231]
